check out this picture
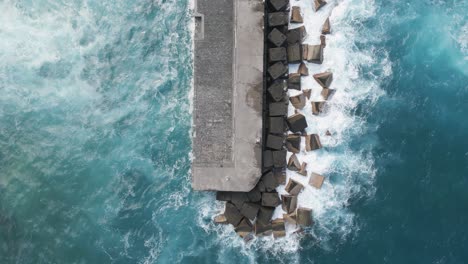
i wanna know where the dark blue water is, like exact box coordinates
[0,0,467,263]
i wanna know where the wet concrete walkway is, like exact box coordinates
[192,0,263,191]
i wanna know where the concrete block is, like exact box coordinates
[287,113,308,133]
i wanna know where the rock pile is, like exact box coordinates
[214,0,340,239]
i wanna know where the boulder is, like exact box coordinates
[268,80,286,102]
[302,44,323,64]
[272,218,286,238]
[262,192,281,207]
[287,26,307,45]
[269,47,287,62]
[287,154,301,171]
[257,206,275,225]
[268,28,287,47]
[272,150,287,168]
[321,88,336,100]
[257,180,266,192]
[290,6,303,23]
[283,212,297,225]
[309,172,325,189]
[281,195,298,213]
[303,89,311,99]
[235,218,253,238]
[224,202,243,226]
[268,62,288,79]
[216,192,231,201]
[287,44,302,63]
[326,130,332,136]
[255,221,272,236]
[240,203,261,220]
[247,186,262,202]
[285,179,304,195]
[266,134,284,150]
[269,101,288,116]
[305,134,322,151]
[262,171,279,192]
[274,170,287,184]
[285,134,301,153]
[314,0,327,12]
[288,73,301,90]
[214,214,228,224]
[263,150,274,168]
[313,72,333,87]
[298,62,309,76]
[231,192,250,209]
[298,162,308,176]
[268,12,289,27]
[269,117,285,134]
[320,34,326,47]
[287,113,308,133]
[296,207,313,226]
[322,17,331,34]
[289,93,306,109]
[311,101,326,115]
[269,0,288,11]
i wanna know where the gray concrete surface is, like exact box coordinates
[192,0,264,191]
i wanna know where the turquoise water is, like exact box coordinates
[0,0,467,263]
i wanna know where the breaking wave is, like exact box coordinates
[197,0,390,255]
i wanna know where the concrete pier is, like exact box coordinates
[192,0,264,191]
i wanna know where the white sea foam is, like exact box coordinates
[198,0,390,255]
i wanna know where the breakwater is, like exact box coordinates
[206,0,337,239]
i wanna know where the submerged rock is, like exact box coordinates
[287,113,308,133]
[290,6,303,23]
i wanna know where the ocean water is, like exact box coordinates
[0,0,467,263]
